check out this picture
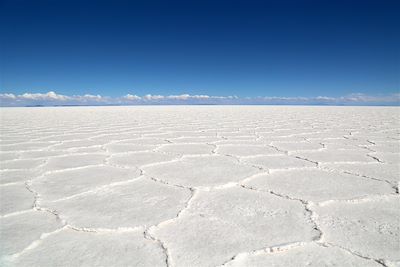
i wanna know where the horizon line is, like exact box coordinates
[0,91,399,107]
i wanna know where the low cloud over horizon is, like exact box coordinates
[0,91,399,107]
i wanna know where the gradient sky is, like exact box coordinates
[1,0,399,98]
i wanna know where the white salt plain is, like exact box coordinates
[0,106,399,267]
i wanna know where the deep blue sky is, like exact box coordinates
[1,0,399,97]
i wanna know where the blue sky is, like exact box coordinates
[0,0,399,105]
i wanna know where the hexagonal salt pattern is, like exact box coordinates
[1,106,399,266]
[11,229,166,267]
[157,143,215,156]
[0,184,36,216]
[151,187,319,267]
[244,169,394,202]
[314,196,400,263]
[108,151,178,168]
[224,243,382,267]
[41,177,192,229]
[142,155,260,187]
[30,165,142,201]
[0,211,63,258]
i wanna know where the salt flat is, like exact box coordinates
[0,106,399,267]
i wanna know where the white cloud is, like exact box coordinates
[166,94,212,100]
[216,95,238,99]
[143,94,164,100]
[167,94,191,100]
[20,91,70,101]
[0,93,16,99]
[123,94,141,100]
[193,95,211,99]
[0,91,398,106]
[85,94,104,101]
[337,93,400,103]
[316,96,336,101]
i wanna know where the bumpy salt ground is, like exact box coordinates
[0,106,399,267]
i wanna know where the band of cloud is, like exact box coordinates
[0,91,399,106]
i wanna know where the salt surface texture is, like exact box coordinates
[0,106,399,267]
